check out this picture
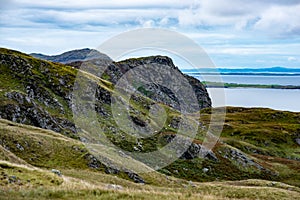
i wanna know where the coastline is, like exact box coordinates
[203,81,300,89]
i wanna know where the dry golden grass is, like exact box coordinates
[1,160,299,200]
[0,114,299,200]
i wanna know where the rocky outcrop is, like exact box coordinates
[220,146,264,170]
[1,91,77,138]
[0,51,77,138]
[71,55,211,111]
[181,143,218,161]
[114,56,211,110]
[162,134,218,161]
[85,153,145,183]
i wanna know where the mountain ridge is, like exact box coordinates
[30,48,113,64]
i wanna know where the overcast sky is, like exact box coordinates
[1,0,300,68]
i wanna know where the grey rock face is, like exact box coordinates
[85,154,145,184]
[221,147,264,170]
[111,56,212,110]
[162,134,218,161]
[181,142,218,161]
[70,55,211,111]
[0,52,77,137]
[1,92,76,138]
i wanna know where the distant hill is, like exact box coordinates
[30,48,112,64]
[182,67,300,75]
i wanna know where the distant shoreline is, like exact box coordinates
[187,73,300,76]
[182,67,300,75]
[203,81,300,89]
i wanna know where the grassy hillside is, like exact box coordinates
[0,47,299,199]
[0,118,299,199]
[204,107,300,186]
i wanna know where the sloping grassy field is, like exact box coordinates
[0,114,299,199]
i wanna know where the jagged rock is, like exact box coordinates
[25,85,64,113]
[0,52,77,137]
[85,154,103,169]
[221,147,264,170]
[169,117,181,129]
[181,142,218,161]
[105,167,119,174]
[105,167,145,184]
[125,170,145,184]
[113,56,211,111]
[162,134,218,161]
[0,103,77,138]
[84,154,146,184]
[71,55,211,111]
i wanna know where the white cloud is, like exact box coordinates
[178,0,262,27]
[1,9,172,26]
[206,44,300,55]
[288,56,297,61]
[2,0,300,38]
[254,5,300,36]
[14,0,193,9]
[0,27,122,54]
[1,0,300,68]
[185,32,236,39]
[139,20,155,28]
[176,0,300,38]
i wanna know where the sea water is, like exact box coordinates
[194,74,300,86]
[208,88,300,112]
[190,74,300,112]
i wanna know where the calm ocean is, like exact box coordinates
[191,74,300,112]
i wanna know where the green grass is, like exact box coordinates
[0,161,63,188]
[217,107,300,160]
[199,107,300,186]
[1,171,299,200]
[0,159,299,199]
[0,119,94,170]
[0,105,299,199]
